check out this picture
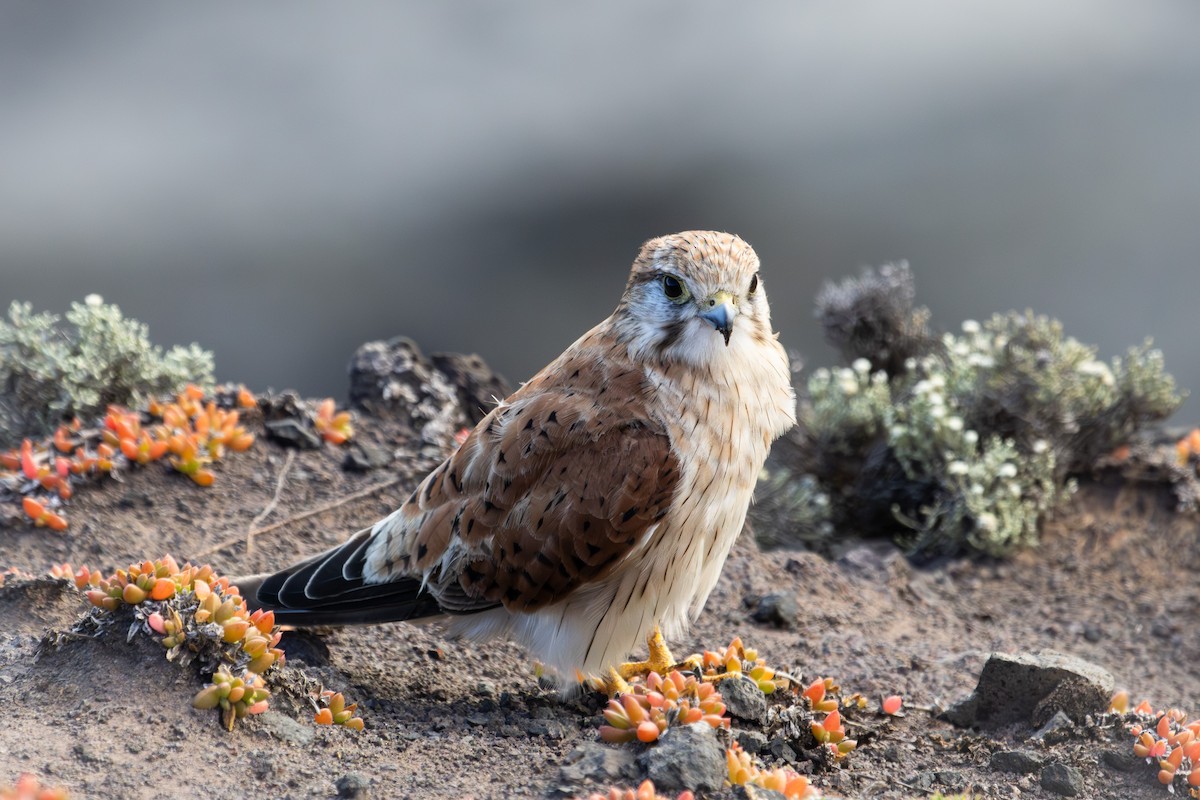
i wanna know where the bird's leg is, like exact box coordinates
[600,627,703,694]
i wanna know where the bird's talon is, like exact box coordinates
[599,666,631,696]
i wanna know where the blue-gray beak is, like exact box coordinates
[700,290,737,346]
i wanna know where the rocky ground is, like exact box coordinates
[0,344,1197,800]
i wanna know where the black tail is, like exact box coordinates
[235,528,446,626]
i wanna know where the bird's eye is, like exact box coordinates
[660,274,688,303]
[748,274,759,295]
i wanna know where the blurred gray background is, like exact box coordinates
[2,1,1198,419]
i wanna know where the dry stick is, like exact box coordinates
[245,449,295,556]
[194,474,404,560]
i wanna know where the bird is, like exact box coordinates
[241,230,797,686]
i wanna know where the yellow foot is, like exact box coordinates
[700,670,740,684]
[599,627,702,695]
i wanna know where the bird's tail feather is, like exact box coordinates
[234,528,446,627]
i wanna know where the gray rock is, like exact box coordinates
[258,711,315,746]
[336,773,370,798]
[342,442,393,471]
[751,593,798,628]
[73,741,110,765]
[940,651,1114,728]
[1101,748,1143,773]
[1031,710,1076,743]
[940,695,979,728]
[348,338,461,425]
[734,729,768,754]
[520,718,567,739]
[263,417,323,449]
[1041,763,1084,796]
[558,741,639,785]
[990,750,1044,774]
[837,543,902,574]
[721,676,768,725]
[934,770,965,790]
[640,723,726,793]
[763,736,798,764]
[430,352,511,425]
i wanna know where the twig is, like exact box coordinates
[194,474,403,560]
[246,449,295,555]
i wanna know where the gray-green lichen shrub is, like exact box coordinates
[0,295,214,445]
[750,467,834,549]
[813,262,936,377]
[778,276,1183,557]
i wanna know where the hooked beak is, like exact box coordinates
[700,290,737,346]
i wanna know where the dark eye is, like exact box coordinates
[748,274,759,294]
[661,275,684,300]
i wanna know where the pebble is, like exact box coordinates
[258,711,315,746]
[734,729,768,755]
[336,773,370,798]
[721,676,768,725]
[990,749,1044,774]
[1040,763,1084,797]
[640,723,726,792]
[1100,747,1143,773]
[558,741,638,785]
[751,593,798,628]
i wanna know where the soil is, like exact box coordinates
[0,377,1197,800]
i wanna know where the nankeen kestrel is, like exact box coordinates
[245,231,796,682]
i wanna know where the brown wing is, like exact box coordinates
[371,362,681,614]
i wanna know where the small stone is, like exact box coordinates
[72,741,110,765]
[751,594,798,628]
[343,442,393,472]
[837,543,901,573]
[336,773,370,798]
[259,711,315,746]
[1101,748,1143,772]
[934,770,965,790]
[910,772,935,791]
[990,750,1044,774]
[1040,763,1084,796]
[763,737,798,764]
[117,491,153,509]
[263,418,323,450]
[734,729,768,754]
[640,723,726,793]
[248,750,277,780]
[1031,710,1075,743]
[879,745,903,763]
[940,696,979,728]
[520,718,566,739]
[558,741,639,785]
[721,676,768,725]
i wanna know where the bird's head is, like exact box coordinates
[615,231,776,366]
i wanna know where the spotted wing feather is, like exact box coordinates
[369,362,681,614]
